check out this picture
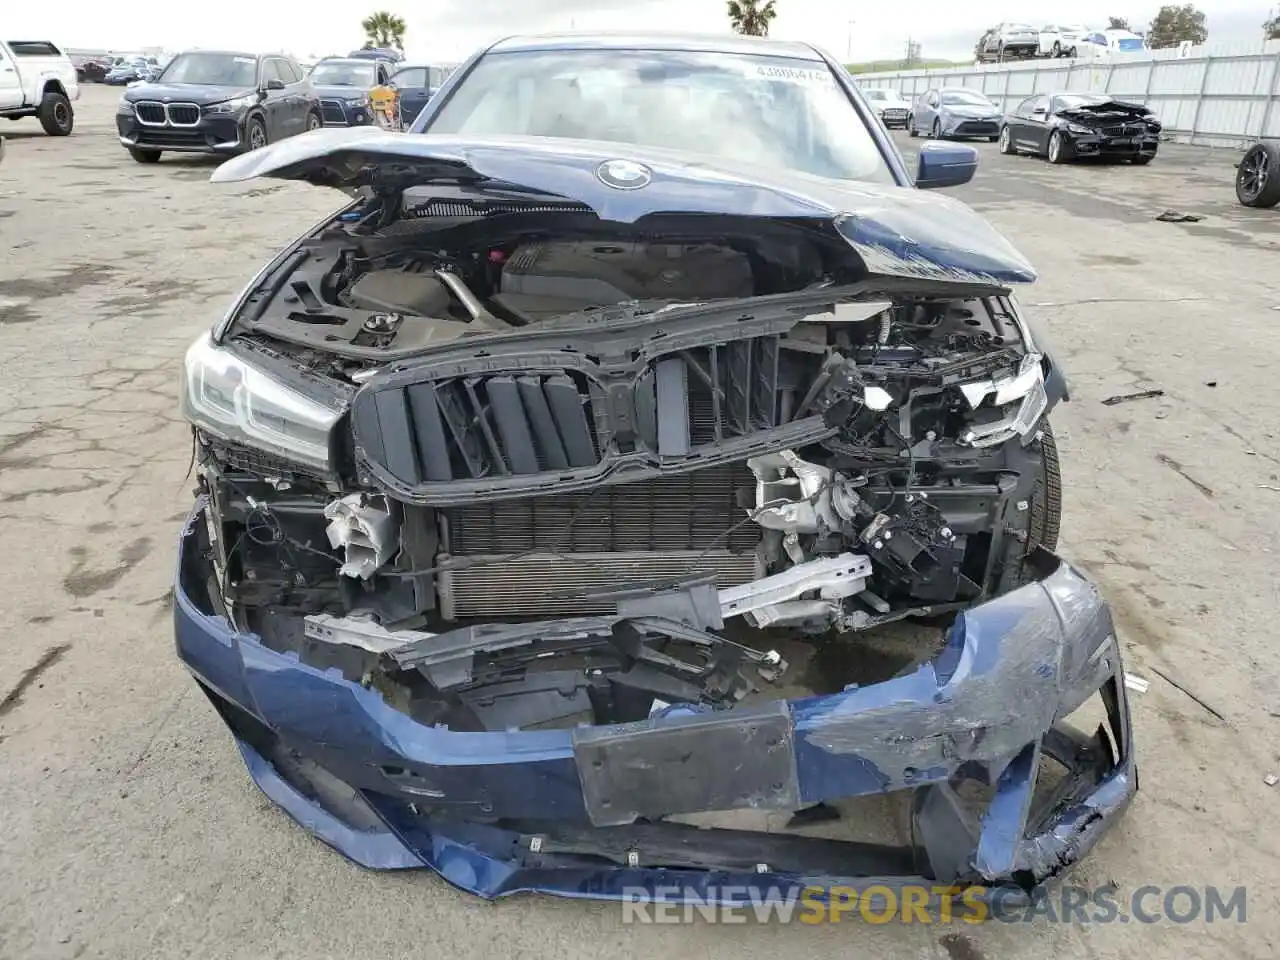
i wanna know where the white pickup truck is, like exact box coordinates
[0,39,78,137]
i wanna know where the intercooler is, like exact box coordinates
[436,463,764,619]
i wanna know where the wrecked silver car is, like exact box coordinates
[173,35,1134,904]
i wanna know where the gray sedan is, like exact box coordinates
[909,87,1002,141]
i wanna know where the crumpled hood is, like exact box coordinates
[1057,99,1152,120]
[211,129,1036,284]
[123,83,258,105]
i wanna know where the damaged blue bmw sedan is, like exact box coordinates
[174,33,1135,906]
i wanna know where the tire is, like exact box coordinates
[246,116,268,152]
[38,91,74,136]
[1131,155,1154,166]
[1052,41,1062,57]
[907,115,918,137]
[932,118,942,140]
[1047,130,1067,163]
[305,112,321,133]
[988,134,999,143]
[1236,141,1280,208]
[128,147,161,163]
[998,125,1016,154]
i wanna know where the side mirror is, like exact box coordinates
[916,141,978,189]
[264,78,285,91]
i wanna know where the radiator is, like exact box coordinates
[437,463,763,619]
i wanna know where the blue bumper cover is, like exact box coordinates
[174,507,1135,902]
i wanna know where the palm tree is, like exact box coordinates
[361,12,407,50]
[727,0,778,37]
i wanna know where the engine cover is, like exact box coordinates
[500,240,754,311]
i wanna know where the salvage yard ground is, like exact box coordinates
[1,85,1278,960]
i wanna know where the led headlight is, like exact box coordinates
[180,335,345,473]
[1065,122,1093,135]
[207,95,259,114]
[117,98,135,116]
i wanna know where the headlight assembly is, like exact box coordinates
[207,95,259,114]
[1064,122,1093,135]
[180,335,345,474]
[117,98,135,116]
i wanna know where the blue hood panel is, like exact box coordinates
[211,130,1037,284]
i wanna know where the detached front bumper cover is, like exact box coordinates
[175,505,1135,902]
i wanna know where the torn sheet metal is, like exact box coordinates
[323,493,395,579]
[303,613,433,654]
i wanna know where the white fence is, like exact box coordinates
[856,43,1280,147]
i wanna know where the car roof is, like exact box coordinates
[316,57,379,65]
[487,31,822,60]
[173,50,265,60]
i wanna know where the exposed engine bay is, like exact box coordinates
[187,191,1063,734]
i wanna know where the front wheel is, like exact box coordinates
[128,147,161,163]
[1047,130,1067,163]
[932,119,942,140]
[907,115,918,137]
[305,112,321,133]
[998,126,1016,154]
[1131,155,1154,166]
[246,117,268,152]
[1236,141,1280,208]
[1052,41,1062,57]
[38,91,74,136]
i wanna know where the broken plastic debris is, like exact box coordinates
[1155,210,1203,223]
[1265,774,1279,787]
[1101,389,1164,406]
[323,493,396,579]
[1123,672,1150,695]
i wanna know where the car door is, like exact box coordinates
[276,59,309,133]
[1019,95,1051,152]
[390,67,430,126]
[258,59,291,139]
[0,44,23,109]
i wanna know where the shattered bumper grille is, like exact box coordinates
[174,505,1137,900]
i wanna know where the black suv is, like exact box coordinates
[308,57,393,126]
[116,50,320,163]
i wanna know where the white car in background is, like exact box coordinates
[1080,29,1149,57]
[1038,25,1089,58]
[860,87,911,128]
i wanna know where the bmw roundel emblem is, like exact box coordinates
[596,159,652,190]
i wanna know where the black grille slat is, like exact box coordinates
[726,341,752,434]
[436,382,487,478]
[544,376,596,467]
[752,337,780,428]
[135,103,165,124]
[488,376,540,474]
[463,380,508,475]
[517,376,569,470]
[168,104,199,125]
[320,100,347,124]
[406,383,452,481]
[373,389,420,484]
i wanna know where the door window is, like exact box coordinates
[259,59,283,86]
[391,68,427,89]
[275,60,300,84]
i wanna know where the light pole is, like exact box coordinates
[847,21,855,60]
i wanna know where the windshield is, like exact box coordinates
[941,90,993,107]
[311,61,377,86]
[1007,23,1034,31]
[1055,94,1107,110]
[421,49,894,184]
[159,52,257,87]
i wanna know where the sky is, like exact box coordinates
[10,0,1276,63]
